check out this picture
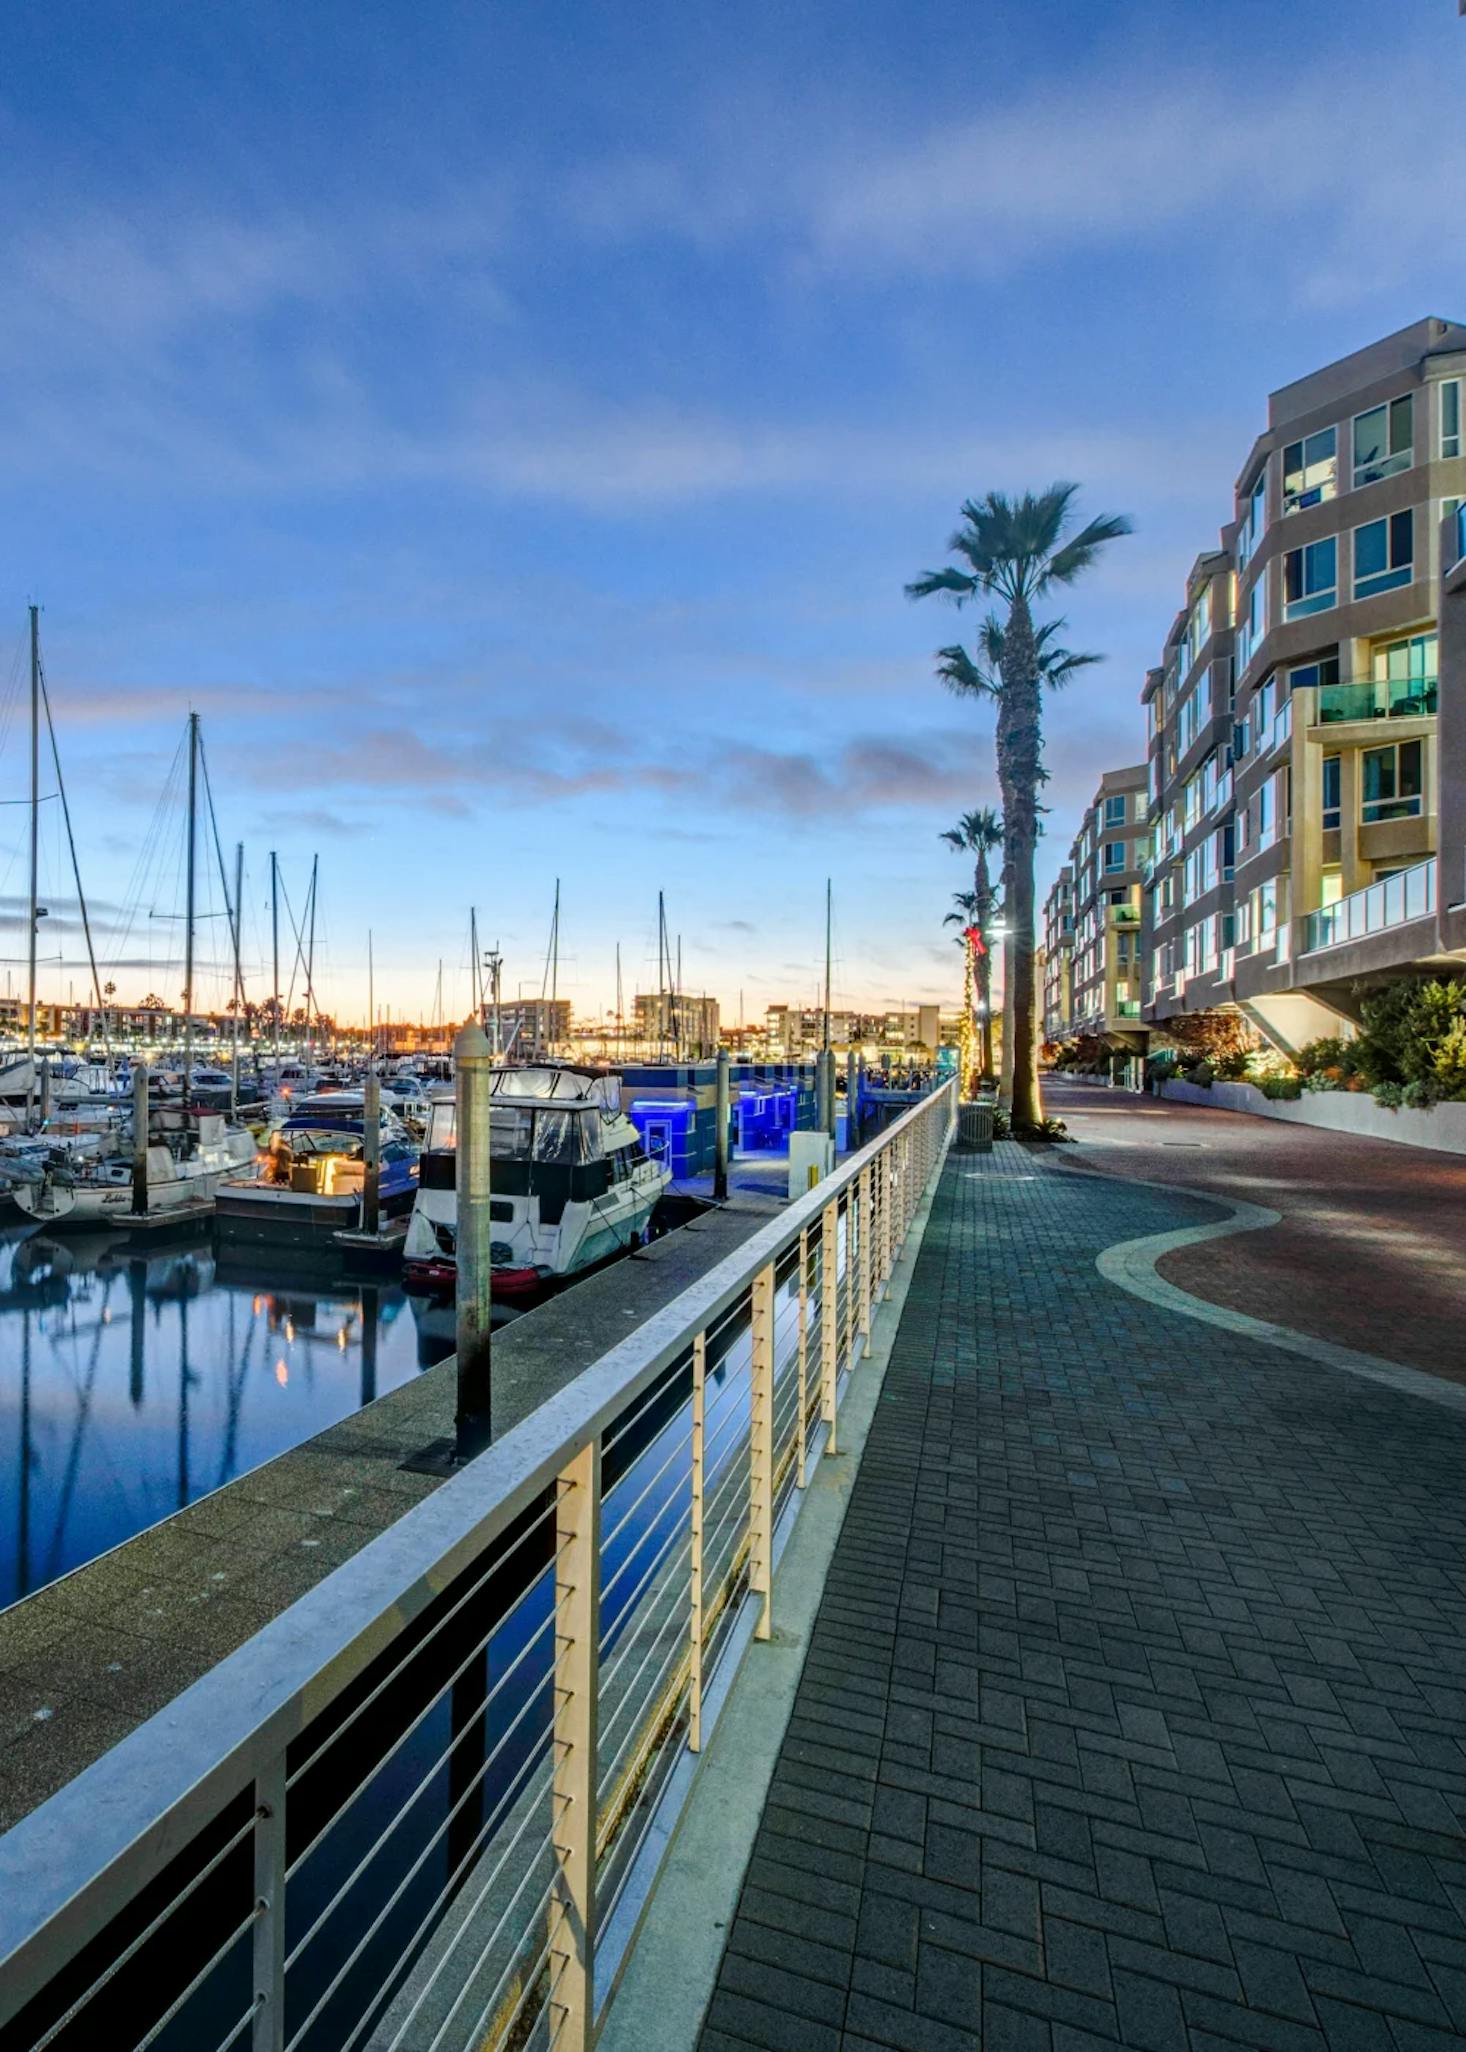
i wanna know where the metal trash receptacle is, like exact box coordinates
[956,1100,994,1152]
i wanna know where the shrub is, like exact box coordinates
[1212,1045,1252,1081]
[1303,1070,1339,1093]
[1373,1080,1405,1110]
[1402,1077,1441,1111]
[1259,1076,1302,1100]
[1184,1060,1215,1087]
[1294,1034,1357,1079]
[1015,1115,1072,1142]
[991,1106,1011,1140]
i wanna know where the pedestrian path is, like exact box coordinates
[697,1148,1466,2052]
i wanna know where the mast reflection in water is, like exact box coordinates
[0,1222,451,1610]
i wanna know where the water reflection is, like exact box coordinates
[0,1223,455,1610]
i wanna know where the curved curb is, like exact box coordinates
[1055,1156,1466,1420]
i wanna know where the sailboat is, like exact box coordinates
[12,709,254,1225]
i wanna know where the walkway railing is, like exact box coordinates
[0,1081,956,2052]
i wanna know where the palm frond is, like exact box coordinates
[934,645,996,699]
[905,567,979,604]
[1042,511,1135,589]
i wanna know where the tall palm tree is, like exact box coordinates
[939,810,1002,1080]
[908,486,1130,1131]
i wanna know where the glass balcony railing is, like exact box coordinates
[1317,676,1437,724]
[1115,998,1141,1018]
[1301,857,1437,954]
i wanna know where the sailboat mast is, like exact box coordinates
[656,891,668,1062]
[551,877,560,1052]
[822,876,832,1052]
[270,850,281,1079]
[183,712,199,1098]
[26,607,39,1093]
[615,942,623,1047]
[304,853,318,1067]
[231,841,243,1114]
[470,907,480,1024]
[367,928,375,1072]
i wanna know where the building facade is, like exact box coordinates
[1044,766,1148,1050]
[1142,317,1466,1049]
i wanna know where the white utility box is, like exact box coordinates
[788,1131,836,1200]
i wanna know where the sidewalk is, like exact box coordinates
[697,1146,1466,2052]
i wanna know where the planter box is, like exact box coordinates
[1159,1077,1466,1156]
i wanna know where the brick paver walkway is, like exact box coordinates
[1045,1081,1466,1382]
[697,1149,1466,2052]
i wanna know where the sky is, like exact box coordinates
[2,0,1463,1030]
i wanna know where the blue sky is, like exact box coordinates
[2,0,1462,1028]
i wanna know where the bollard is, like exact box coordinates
[132,1063,150,1218]
[361,1072,381,1236]
[454,1020,495,1459]
[713,1047,730,1202]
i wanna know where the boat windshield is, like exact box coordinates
[426,1101,598,1162]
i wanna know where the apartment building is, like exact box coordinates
[1044,766,1149,1049]
[1143,317,1466,1049]
[632,991,721,1056]
[1041,867,1075,1042]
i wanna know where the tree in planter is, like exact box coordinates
[909,485,1129,1133]
[938,809,1002,1079]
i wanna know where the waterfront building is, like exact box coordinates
[1043,767,1149,1056]
[1141,316,1466,1049]
[481,996,572,1057]
[1041,866,1075,1043]
[631,991,720,1057]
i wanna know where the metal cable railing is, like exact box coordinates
[0,1081,954,2052]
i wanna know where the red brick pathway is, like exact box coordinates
[1045,1082,1466,1383]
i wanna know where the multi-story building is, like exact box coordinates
[482,997,572,1057]
[632,991,720,1057]
[1041,867,1075,1042]
[1045,766,1149,1050]
[1144,317,1466,1048]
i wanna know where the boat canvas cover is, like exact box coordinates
[487,1066,620,1113]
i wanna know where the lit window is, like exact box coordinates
[1322,755,1340,831]
[1352,395,1412,487]
[1282,427,1337,512]
[1283,538,1336,620]
[1443,380,1461,461]
[1353,511,1413,599]
[1361,739,1423,824]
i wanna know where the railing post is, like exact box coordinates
[796,1229,809,1487]
[820,1199,838,1454]
[844,1191,857,1365]
[749,1262,775,1642]
[252,1756,286,2052]
[881,1138,894,1287]
[689,1333,705,1751]
[549,1439,600,2052]
[858,1164,873,1338]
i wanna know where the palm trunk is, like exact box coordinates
[998,595,1042,1132]
[974,846,995,1080]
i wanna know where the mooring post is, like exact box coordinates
[361,1070,381,1236]
[132,1062,149,1218]
[713,1046,730,1201]
[454,1019,494,1459]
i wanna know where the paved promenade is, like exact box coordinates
[698,1143,1466,2052]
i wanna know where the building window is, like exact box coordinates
[1361,739,1423,824]
[1283,538,1336,620]
[1352,395,1412,488]
[1443,380,1461,461]
[1282,427,1337,513]
[1287,652,1340,694]
[1237,467,1267,571]
[1353,510,1414,600]
[1219,821,1235,880]
[1322,755,1341,831]
[1103,840,1125,874]
[1104,794,1126,827]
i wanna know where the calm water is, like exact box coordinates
[0,1220,457,1610]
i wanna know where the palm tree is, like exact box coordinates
[939,810,1002,1080]
[908,486,1130,1130]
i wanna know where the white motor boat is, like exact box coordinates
[12,1109,256,1224]
[403,1064,669,1297]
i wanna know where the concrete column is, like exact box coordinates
[361,1071,381,1236]
[454,1020,495,1458]
[713,1048,730,1201]
[132,1063,149,1218]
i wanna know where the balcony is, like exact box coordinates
[1109,903,1141,926]
[1317,676,1437,724]
[1114,998,1142,1019]
[1301,857,1437,954]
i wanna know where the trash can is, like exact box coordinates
[956,1100,994,1153]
